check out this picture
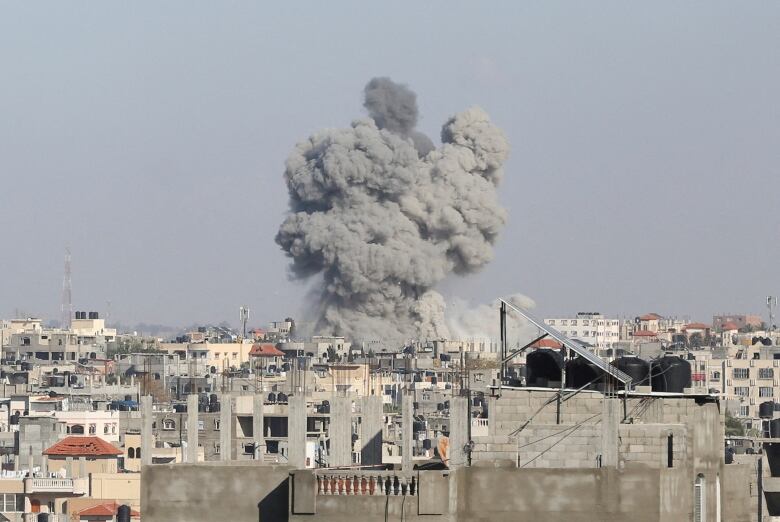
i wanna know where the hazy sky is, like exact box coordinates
[1,2,778,331]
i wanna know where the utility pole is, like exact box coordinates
[61,248,72,330]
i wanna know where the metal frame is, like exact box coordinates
[498,299,633,387]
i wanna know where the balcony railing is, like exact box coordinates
[24,477,87,495]
[315,471,416,496]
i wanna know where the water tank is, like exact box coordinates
[650,356,692,393]
[564,356,601,390]
[9,413,19,425]
[277,393,288,403]
[37,514,49,522]
[173,403,187,413]
[612,356,651,389]
[117,504,132,522]
[320,400,330,413]
[760,401,776,419]
[525,349,564,387]
[267,393,277,403]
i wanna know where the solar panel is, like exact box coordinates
[499,299,632,386]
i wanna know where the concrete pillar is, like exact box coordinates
[288,394,307,468]
[141,395,153,466]
[27,447,33,474]
[41,455,48,476]
[253,393,265,461]
[449,396,468,469]
[78,456,86,478]
[402,394,413,472]
[65,457,73,477]
[487,396,497,436]
[601,398,619,468]
[187,394,199,463]
[219,394,232,462]
[330,397,352,467]
[360,395,383,468]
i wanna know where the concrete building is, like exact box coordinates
[544,312,620,350]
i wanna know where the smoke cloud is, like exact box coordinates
[276,77,510,346]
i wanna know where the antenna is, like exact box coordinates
[61,248,73,330]
[239,306,250,339]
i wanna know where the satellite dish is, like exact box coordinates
[635,317,641,324]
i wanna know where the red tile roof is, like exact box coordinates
[639,313,663,321]
[77,502,139,517]
[684,322,710,330]
[632,330,658,337]
[249,343,284,357]
[721,322,739,331]
[43,436,122,457]
[531,338,563,349]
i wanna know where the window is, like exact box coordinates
[667,434,674,468]
[2,494,23,512]
[561,320,568,326]
[104,425,110,434]
[214,443,221,454]
[733,368,749,379]
[214,419,221,430]
[711,371,721,380]
[548,320,555,326]
[136,447,141,458]
[759,387,773,398]
[198,420,205,431]
[582,320,589,326]
[162,419,176,430]
[739,406,749,417]
[128,447,135,458]
[571,320,578,326]
[571,331,578,337]
[760,368,774,379]
[734,387,749,397]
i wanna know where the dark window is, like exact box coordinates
[667,434,674,468]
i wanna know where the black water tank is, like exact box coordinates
[565,356,601,389]
[760,401,776,419]
[612,356,651,389]
[267,393,277,403]
[650,356,692,393]
[525,349,563,387]
[277,393,288,403]
[320,400,330,413]
[173,403,187,413]
[37,514,49,522]
[118,504,131,522]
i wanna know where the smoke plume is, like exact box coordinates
[276,77,510,346]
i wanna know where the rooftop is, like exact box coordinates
[43,436,122,457]
[77,501,140,517]
[249,343,285,357]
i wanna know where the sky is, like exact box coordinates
[1,2,778,331]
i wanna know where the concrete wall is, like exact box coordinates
[141,462,291,522]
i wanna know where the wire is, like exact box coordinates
[515,413,601,450]
[519,413,602,468]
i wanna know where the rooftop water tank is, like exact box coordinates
[650,356,691,393]
[612,356,651,389]
[564,356,601,390]
[525,349,563,388]
[118,504,131,522]
[760,401,776,419]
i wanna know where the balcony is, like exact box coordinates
[24,477,88,495]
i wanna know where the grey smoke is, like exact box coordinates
[276,77,510,346]
[363,77,435,156]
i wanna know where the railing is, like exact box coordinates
[315,471,416,496]
[472,417,489,437]
[24,514,69,522]
[25,477,77,493]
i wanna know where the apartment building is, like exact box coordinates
[544,312,620,350]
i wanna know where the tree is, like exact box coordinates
[725,409,745,437]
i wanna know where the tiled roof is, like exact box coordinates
[631,330,658,337]
[43,436,122,457]
[531,338,563,349]
[77,501,139,517]
[639,313,663,321]
[249,343,284,357]
[721,322,739,331]
[684,322,710,330]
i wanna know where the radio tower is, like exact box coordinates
[61,248,73,330]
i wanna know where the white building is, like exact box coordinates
[544,312,620,350]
